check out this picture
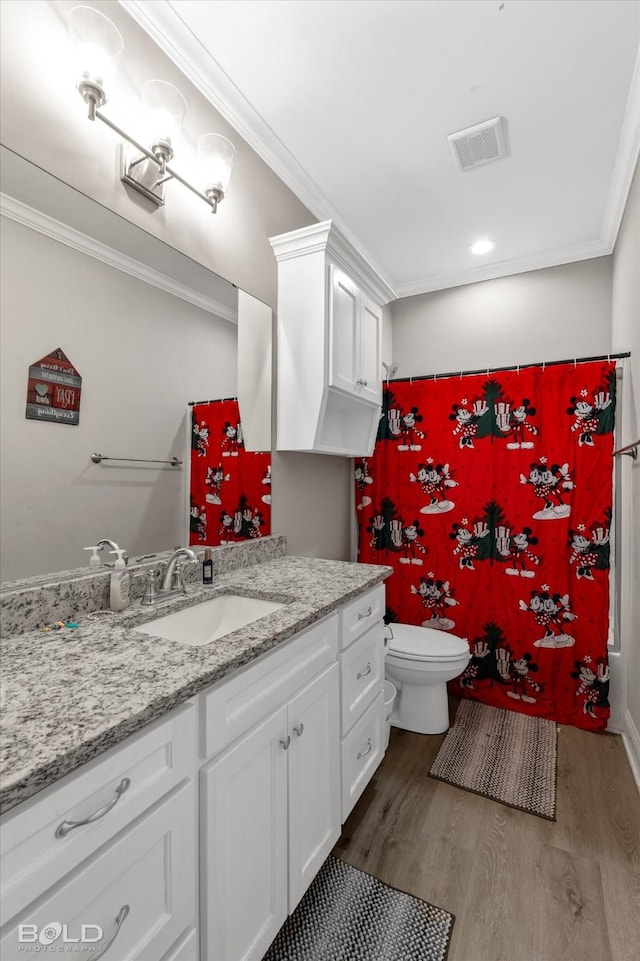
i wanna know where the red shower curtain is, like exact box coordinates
[189,399,271,547]
[357,360,616,731]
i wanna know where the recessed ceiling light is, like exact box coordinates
[470,239,496,255]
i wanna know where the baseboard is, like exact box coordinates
[621,708,640,793]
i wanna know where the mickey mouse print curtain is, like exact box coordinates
[189,399,271,547]
[356,359,616,731]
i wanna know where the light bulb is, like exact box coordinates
[470,239,496,256]
[142,81,186,160]
[67,6,123,107]
[198,133,235,205]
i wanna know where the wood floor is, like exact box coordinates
[333,700,640,961]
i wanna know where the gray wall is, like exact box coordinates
[0,217,238,580]
[390,256,613,377]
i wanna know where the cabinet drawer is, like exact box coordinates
[1,702,196,924]
[339,585,385,650]
[341,691,385,821]
[1,781,196,960]
[202,613,338,758]
[340,621,384,734]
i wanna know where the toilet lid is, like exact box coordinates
[387,623,469,661]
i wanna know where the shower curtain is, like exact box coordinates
[356,359,616,731]
[189,399,271,547]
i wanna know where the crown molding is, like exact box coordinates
[119,0,397,299]
[601,46,640,252]
[0,193,237,323]
[395,239,612,299]
[270,220,396,306]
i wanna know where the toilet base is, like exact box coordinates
[392,680,450,735]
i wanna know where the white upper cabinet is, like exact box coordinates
[328,266,381,406]
[270,220,393,457]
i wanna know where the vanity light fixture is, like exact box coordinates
[67,5,235,213]
[469,239,496,255]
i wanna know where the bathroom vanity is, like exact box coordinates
[0,552,391,961]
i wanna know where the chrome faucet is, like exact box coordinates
[96,539,127,567]
[159,547,199,594]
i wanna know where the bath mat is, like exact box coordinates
[428,699,557,820]
[263,855,454,961]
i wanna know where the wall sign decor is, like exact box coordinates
[26,348,82,425]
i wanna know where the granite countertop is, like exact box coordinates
[0,556,392,815]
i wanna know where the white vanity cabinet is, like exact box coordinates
[338,585,387,820]
[0,582,388,961]
[270,220,393,457]
[200,615,341,961]
[0,704,198,961]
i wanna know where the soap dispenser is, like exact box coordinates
[109,548,131,612]
[84,546,102,568]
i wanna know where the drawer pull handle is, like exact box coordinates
[357,662,372,680]
[357,738,373,760]
[357,378,368,387]
[293,723,304,737]
[357,606,373,620]
[55,778,131,838]
[280,735,291,750]
[92,904,129,959]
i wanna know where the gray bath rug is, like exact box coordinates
[428,699,557,820]
[263,855,454,961]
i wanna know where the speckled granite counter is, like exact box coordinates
[0,556,392,815]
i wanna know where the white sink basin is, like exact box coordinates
[133,594,284,646]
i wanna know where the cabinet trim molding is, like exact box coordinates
[270,219,394,307]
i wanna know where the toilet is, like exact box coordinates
[385,624,471,735]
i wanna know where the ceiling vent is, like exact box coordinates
[448,117,506,171]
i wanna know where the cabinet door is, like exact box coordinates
[287,663,341,911]
[0,782,196,961]
[358,293,382,404]
[328,265,359,396]
[201,707,288,961]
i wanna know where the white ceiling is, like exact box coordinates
[123,0,640,299]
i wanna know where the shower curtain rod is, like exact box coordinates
[387,350,631,384]
[188,397,238,406]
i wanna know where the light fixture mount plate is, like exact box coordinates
[120,143,165,207]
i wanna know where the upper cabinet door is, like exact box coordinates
[328,265,359,397]
[358,294,382,405]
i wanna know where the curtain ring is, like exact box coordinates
[460,371,463,380]
[573,358,577,369]
[516,364,520,375]
[433,372,437,382]
[542,361,546,373]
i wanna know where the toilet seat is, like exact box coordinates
[387,623,469,661]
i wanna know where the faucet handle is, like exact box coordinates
[170,563,187,593]
[141,571,157,606]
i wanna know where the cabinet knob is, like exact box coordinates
[293,722,304,737]
[280,735,291,750]
[356,378,368,387]
[356,661,372,680]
